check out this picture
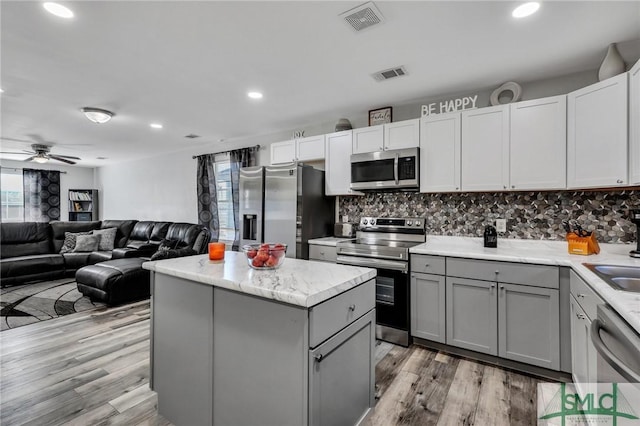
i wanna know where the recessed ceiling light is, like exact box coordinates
[512,2,540,18]
[43,2,74,19]
[0,88,4,94]
[150,123,163,129]
[247,91,263,99]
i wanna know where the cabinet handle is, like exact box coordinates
[314,354,324,362]
[455,187,459,190]
[500,285,505,290]
[617,179,623,184]
[511,185,515,189]
[490,284,495,289]
[577,313,585,320]
[424,264,430,268]
[577,293,585,299]
[320,251,325,255]
[495,270,499,275]
[348,304,356,311]
[503,185,507,189]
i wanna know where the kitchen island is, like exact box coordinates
[142,252,376,426]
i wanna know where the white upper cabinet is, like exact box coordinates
[420,112,461,193]
[461,105,510,191]
[352,119,420,154]
[630,59,640,185]
[296,134,326,161]
[352,124,384,154]
[270,135,325,165]
[567,73,628,188]
[270,140,297,164]
[384,119,420,151]
[510,95,567,190]
[326,130,356,196]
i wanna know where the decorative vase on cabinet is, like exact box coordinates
[598,43,626,81]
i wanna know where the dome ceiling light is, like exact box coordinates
[81,107,114,124]
[512,2,540,18]
[43,2,74,19]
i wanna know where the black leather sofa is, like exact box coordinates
[0,220,210,294]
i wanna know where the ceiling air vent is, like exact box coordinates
[372,66,408,82]
[185,134,200,139]
[340,2,384,32]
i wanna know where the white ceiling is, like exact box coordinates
[1,1,639,168]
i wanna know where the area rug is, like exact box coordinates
[0,278,107,331]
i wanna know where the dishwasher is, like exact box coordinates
[590,304,640,388]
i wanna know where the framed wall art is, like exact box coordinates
[368,106,392,126]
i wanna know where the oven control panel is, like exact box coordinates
[359,217,425,232]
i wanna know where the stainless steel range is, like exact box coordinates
[336,217,426,346]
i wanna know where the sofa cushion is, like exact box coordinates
[93,227,117,251]
[59,231,93,254]
[1,254,64,279]
[150,247,197,261]
[101,220,137,248]
[62,252,93,271]
[149,222,171,243]
[89,251,113,263]
[127,221,154,243]
[0,222,50,259]
[51,221,101,253]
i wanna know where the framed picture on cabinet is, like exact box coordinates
[368,106,392,126]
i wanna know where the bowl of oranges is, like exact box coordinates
[242,243,287,269]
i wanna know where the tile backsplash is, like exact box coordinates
[339,190,640,244]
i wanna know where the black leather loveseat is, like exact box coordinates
[0,220,210,290]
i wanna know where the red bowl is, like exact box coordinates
[242,243,287,270]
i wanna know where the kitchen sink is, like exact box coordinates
[583,263,640,292]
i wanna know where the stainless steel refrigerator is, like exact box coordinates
[239,163,334,259]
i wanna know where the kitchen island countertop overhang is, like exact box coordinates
[143,251,376,307]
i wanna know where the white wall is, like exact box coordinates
[93,67,616,221]
[0,160,96,221]
[95,150,198,222]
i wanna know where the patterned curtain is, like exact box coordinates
[228,146,258,251]
[196,154,218,242]
[23,168,61,222]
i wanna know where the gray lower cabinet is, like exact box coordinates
[411,272,446,343]
[151,272,375,426]
[446,276,498,354]
[444,258,561,370]
[498,283,560,370]
[309,310,375,426]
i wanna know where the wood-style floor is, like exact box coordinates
[0,301,549,425]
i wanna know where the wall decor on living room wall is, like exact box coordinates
[339,190,640,244]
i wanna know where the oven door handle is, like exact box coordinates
[336,255,407,273]
[337,248,406,261]
[590,318,640,383]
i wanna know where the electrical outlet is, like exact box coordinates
[342,215,349,222]
[496,219,507,233]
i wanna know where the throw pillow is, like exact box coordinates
[93,227,117,251]
[59,231,93,254]
[150,247,197,261]
[72,234,100,252]
[157,239,182,252]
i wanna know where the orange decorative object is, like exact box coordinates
[208,242,226,260]
[567,232,600,255]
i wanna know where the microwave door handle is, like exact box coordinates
[394,153,399,184]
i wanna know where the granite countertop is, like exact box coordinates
[410,235,640,334]
[308,236,355,246]
[143,252,375,308]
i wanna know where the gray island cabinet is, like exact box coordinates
[143,252,377,426]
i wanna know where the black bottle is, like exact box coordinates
[484,225,497,248]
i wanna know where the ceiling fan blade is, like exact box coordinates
[48,155,76,165]
[0,151,29,155]
[23,156,36,162]
[51,154,81,160]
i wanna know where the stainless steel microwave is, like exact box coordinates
[350,147,419,191]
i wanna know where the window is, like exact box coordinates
[1,169,24,222]
[214,159,235,242]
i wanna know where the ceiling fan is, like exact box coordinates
[0,144,81,165]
